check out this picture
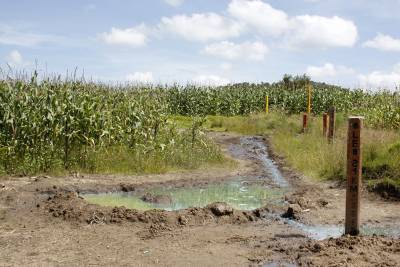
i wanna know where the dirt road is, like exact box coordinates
[0,133,399,266]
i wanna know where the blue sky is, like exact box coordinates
[1,0,400,89]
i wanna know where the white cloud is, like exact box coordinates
[203,41,268,61]
[164,0,184,7]
[5,50,30,67]
[126,72,154,83]
[228,0,289,36]
[95,1,357,51]
[227,1,357,49]
[160,13,243,42]
[363,33,400,52]
[306,63,355,78]
[358,64,400,89]
[307,63,400,89]
[193,75,230,86]
[287,15,358,48]
[99,25,148,47]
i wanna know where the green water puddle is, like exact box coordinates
[83,179,286,211]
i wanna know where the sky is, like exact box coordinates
[1,0,400,89]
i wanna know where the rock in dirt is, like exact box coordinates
[317,199,329,207]
[120,184,136,192]
[282,204,301,219]
[140,193,172,205]
[178,215,188,225]
[207,202,234,216]
[297,197,310,209]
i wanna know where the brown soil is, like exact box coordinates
[370,182,400,200]
[0,132,399,266]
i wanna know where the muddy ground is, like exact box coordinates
[0,132,399,266]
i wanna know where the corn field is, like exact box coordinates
[0,75,219,175]
[166,81,400,129]
[0,74,399,175]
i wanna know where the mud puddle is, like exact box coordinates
[83,178,286,211]
[83,137,289,211]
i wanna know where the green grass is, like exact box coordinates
[206,113,279,135]
[71,116,233,175]
[205,112,400,196]
[85,139,224,175]
[169,115,194,129]
[0,135,225,177]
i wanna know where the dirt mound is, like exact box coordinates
[43,192,274,228]
[296,235,400,266]
[207,202,234,216]
[370,182,400,200]
[257,235,400,267]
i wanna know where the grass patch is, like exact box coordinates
[1,117,227,176]
[169,115,194,129]
[86,136,225,175]
[1,135,225,177]
[206,113,281,135]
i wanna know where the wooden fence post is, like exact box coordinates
[302,113,308,133]
[345,116,363,236]
[323,113,329,137]
[328,107,336,142]
[307,84,312,114]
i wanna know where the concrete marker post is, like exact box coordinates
[328,107,336,142]
[265,96,269,114]
[345,116,363,236]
